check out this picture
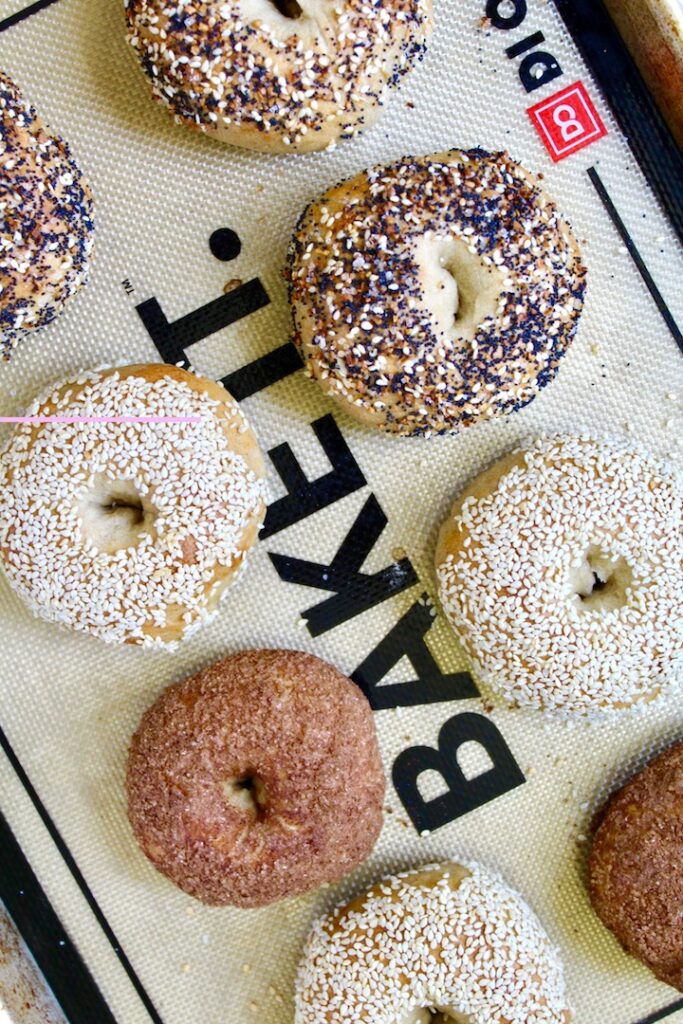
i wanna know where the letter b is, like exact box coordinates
[392,712,525,833]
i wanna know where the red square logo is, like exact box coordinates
[528,81,607,162]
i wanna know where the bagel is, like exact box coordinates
[0,71,94,359]
[125,0,431,153]
[0,364,265,646]
[287,149,586,435]
[589,740,683,991]
[126,649,385,906]
[435,435,683,713]
[296,861,572,1022]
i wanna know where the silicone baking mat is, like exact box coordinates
[0,0,682,1022]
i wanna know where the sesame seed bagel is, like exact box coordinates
[589,740,683,991]
[124,0,430,154]
[287,149,586,436]
[0,71,94,360]
[127,649,385,906]
[0,364,266,647]
[296,861,572,1023]
[435,436,683,714]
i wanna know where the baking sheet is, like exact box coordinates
[1,0,683,1021]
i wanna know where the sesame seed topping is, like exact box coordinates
[0,366,265,647]
[296,862,571,1022]
[436,436,683,714]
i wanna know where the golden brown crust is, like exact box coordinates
[32,364,263,645]
[297,861,572,1022]
[103,364,266,482]
[435,451,524,568]
[589,740,683,990]
[331,862,472,926]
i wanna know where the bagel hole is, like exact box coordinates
[396,1009,469,1023]
[222,775,267,819]
[78,477,157,554]
[269,0,303,16]
[415,234,504,344]
[571,547,633,612]
[105,496,144,525]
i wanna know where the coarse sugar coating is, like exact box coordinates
[126,649,385,906]
[589,740,683,991]
[0,364,265,647]
[295,861,572,1022]
[0,71,94,359]
[287,149,586,436]
[435,435,683,714]
[124,0,431,153]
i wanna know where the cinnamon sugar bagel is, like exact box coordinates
[589,741,683,991]
[0,71,94,359]
[0,364,265,646]
[287,149,586,435]
[125,0,431,153]
[435,436,683,714]
[296,862,572,1022]
[126,649,385,906]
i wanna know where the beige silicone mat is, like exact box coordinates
[1,0,683,1022]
